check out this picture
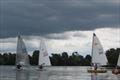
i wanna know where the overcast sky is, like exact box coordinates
[0,0,120,56]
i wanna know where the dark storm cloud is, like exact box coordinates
[0,0,119,38]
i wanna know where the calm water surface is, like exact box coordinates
[0,66,120,80]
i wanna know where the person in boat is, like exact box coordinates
[39,63,45,69]
[112,66,120,74]
[39,64,43,69]
[94,63,98,70]
[16,64,22,69]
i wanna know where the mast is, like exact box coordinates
[91,33,95,66]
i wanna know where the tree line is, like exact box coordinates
[0,48,120,67]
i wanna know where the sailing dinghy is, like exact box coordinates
[87,33,108,73]
[16,35,29,70]
[112,53,120,74]
[38,39,51,70]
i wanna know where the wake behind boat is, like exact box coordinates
[38,39,51,70]
[16,35,30,70]
[87,33,108,73]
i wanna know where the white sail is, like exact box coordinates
[92,33,107,65]
[117,54,120,66]
[16,35,29,66]
[39,39,51,66]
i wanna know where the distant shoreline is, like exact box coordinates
[0,48,120,67]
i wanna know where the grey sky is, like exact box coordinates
[0,0,120,55]
[0,0,119,38]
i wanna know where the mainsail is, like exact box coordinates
[92,33,107,65]
[39,39,51,66]
[16,35,29,66]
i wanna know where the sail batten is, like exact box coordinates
[39,39,51,66]
[92,33,107,65]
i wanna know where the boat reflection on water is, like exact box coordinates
[38,67,50,80]
[91,73,119,80]
[16,69,30,80]
[117,75,120,80]
[16,35,30,80]
[91,74,107,80]
[1,66,118,80]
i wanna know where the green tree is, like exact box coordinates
[69,52,84,66]
[61,52,69,66]
[84,55,91,66]
[31,50,39,65]
[106,48,120,66]
[2,53,9,65]
[50,54,62,66]
[0,54,4,65]
[8,53,16,65]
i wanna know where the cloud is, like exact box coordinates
[0,0,119,38]
[94,28,120,50]
[0,0,119,55]
[0,28,119,56]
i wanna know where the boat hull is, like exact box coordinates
[112,69,120,75]
[87,69,107,73]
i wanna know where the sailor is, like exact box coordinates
[16,64,22,69]
[39,63,45,70]
[113,66,120,74]
[94,63,98,70]
[39,64,43,69]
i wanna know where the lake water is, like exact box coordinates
[0,66,120,80]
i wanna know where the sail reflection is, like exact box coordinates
[38,69,49,80]
[16,69,30,80]
[91,74,108,80]
[91,73,120,80]
[117,75,120,80]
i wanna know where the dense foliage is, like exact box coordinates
[0,48,120,66]
[50,52,91,66]
[106,48,120,67]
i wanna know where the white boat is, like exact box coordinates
[112,53,120,74]
[16,35,29,70]
[38,39,51,70]
[87,33,108,73]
